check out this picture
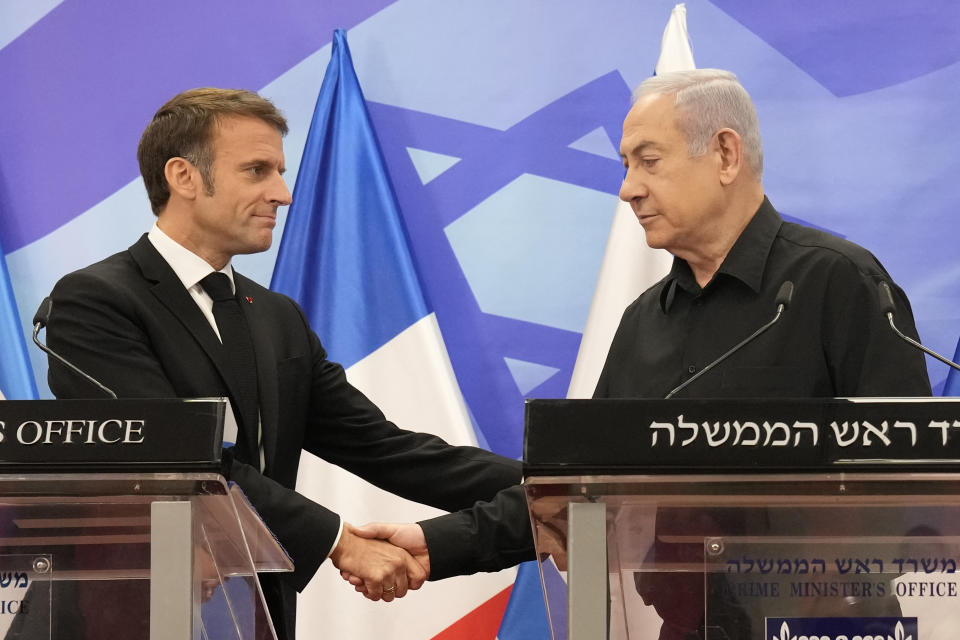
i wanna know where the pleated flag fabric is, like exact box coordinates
[943,343,960,394]
[496,6,699,638]
[0,233,37,400]
[270,29,517,639]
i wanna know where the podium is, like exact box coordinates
[523,398,960,640]
[0,399,293,640]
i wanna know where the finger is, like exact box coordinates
[353,522,397,540]
[392,564,409,599]
[378,552,410,602]
[381,577,398,603]
[364,578,382,601]
[340,570,364,586]
[402,553,425,593]
[406,548,428,590]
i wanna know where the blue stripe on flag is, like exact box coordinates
[0,238,38,399]
[943,337,960,395]
[270,29,428,369]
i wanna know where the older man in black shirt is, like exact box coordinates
[601,68,930,640]
[603,68,929,400]
[597,197,931,399]
[347,71,931,632]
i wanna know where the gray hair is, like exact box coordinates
[634,69,763,177]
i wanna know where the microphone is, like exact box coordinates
[665,281,794,399]
[32,297,118,399]
[877,282,960,373]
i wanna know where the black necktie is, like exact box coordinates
[200,272,259,460]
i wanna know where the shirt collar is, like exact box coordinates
[147,223,236,293]
[658,196,782,312]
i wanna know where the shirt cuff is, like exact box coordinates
[325,517,344,560]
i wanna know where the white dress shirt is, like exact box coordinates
[147,223,263,469]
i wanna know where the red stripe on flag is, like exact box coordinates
[430,585,514,640]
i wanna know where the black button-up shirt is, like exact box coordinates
[595,197,931,399]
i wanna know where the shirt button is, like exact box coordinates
[688,365,696,373]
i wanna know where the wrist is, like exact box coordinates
[329,523,355,565]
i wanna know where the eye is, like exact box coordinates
[641,157,659,169]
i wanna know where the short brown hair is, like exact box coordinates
[137,88,289,215]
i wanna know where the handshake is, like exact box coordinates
[329,521,429,603]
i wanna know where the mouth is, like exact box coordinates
[635,212,658,225]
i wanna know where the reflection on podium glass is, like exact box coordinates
[0,476,291,640]
[528,475,960,640]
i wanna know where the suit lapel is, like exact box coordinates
[235,274,279,472]
[128,235,244,408]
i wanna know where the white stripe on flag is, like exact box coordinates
[296,313,516,639]
[566,3,696,398]
[655,2,695,75]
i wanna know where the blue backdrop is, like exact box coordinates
[2,0,958,634]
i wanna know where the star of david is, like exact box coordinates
[370,71,837,457]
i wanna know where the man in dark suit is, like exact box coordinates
[45,88,521,639]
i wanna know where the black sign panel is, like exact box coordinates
[524,398,960,475]
[0,398,225,473]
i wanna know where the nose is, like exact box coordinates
[618,167,647,203]
[269,174,293,207]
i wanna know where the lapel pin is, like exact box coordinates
[245,296,254,304]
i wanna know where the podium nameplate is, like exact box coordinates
[0,399,225,473]
[525,398,960,475]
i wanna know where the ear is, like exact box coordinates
[164,157,200,201]
[714,128,743,186]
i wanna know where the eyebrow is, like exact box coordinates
[620,140,662,159]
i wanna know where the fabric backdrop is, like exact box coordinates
[2,1,959,637]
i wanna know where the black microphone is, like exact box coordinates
[665,281,794,399]
[32,297,118,399]
[877,282,960,373]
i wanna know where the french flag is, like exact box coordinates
[270,29,517,639]
[0,232,36,401]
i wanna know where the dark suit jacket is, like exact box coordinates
[46,235,521,639]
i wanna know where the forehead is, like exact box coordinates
[619,93,685,153]
[210,115,284,160]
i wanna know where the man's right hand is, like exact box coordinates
[329,523,426,602]
[339,522,430,598]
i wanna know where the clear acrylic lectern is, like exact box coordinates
[0,399,293,640]
[524,398,960,640]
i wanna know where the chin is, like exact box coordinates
[237,238,273,256]
[642,234,667,250]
